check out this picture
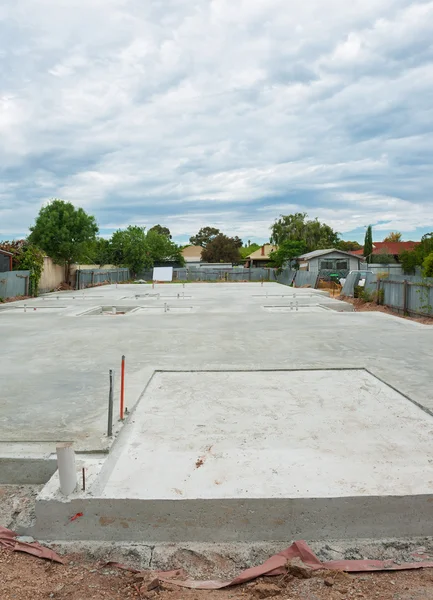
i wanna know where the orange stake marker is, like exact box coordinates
[120,355,125,420]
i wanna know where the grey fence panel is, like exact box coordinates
[382,280,404,310]
[362,263,403,275]
[364,273,378,294]
[341,272,360,297]
[277,269,296,286]
[375,275,433,316]
[171,267,275,282]
[294,271,318,288]
[407,282,433,315]
[76,268,130,289]
[0,270,30,298]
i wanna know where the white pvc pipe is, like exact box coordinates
[56,443,77,496]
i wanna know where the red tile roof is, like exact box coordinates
[351,241,419,256]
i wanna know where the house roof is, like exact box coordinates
[298,248,359,260]
[0,248,13,256]
[351,241,419,256]
[181,245,203,260]
[247,244,277,260]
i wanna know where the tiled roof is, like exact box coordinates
[351,241,419,256]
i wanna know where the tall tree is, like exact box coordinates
[337,240,362,252]
[111,226,150,276]
[364,225,373,263]
[383,232,402,243]
[399,233,433,274]
[88,237,113,266]
[29,199,98,282]
[423,252,433,277]
[270,213,339,251]
[189,227,220,248]
[149,224,171,239]
[201,234,241,263]
[145,229,184,265]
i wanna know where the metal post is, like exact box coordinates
[376,277,381,304]
[120,355,125,420]
[107,370,114,437]
[403,280,408,315]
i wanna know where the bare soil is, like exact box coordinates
[0,295,33,303]
[1,548,433,600]
[340,296,433,324]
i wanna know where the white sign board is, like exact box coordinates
[152,266,173,282]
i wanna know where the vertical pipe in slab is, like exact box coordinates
[56,443,77,496]
[107,369,114,437]
[120,355,125,420]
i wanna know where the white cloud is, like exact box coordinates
[1,0,433,242]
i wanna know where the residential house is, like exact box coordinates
[181,245,203,266]
[297,249,362,273]
[245,244,277,268]
[351,241,419,262]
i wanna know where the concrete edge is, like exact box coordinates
[0,458,58,485]
[21,495,433,542]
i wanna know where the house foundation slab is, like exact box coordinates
[23,369,433,542]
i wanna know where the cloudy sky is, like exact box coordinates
[1,0,433,244]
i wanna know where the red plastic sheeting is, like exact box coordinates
[0,526,64,564]
[166,541,433,589]
[110,540,433,590]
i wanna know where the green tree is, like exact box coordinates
[111,226,150,276]
[373,253,397,264]
[398,233,433,274]
[0,239,44,296]
[383,231,402,243]
[87,237,113,266]
[201,234,241,263]
[399,250,418,275]
[268,240,306,269]
[419,233,433,257]
[29,199,98,282]
[189,227,220,248]
[423,252,433,277]
[270,213,339,251]
[364,225,373,264]
[149,224,171,239]
[145,229,184,265]
[337,240,362,252]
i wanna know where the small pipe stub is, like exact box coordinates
[56,442,77,496]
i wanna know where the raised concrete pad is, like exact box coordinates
[102,369,433,500]
[24,368,433,542]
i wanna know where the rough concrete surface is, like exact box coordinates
[1,282,432,452]
[102,369,433,499]
[2,282,433,544]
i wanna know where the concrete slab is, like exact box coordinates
[1,282,432,456]
[262,305,327,312]
[22,368,433,542]
[101,369,433,500]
